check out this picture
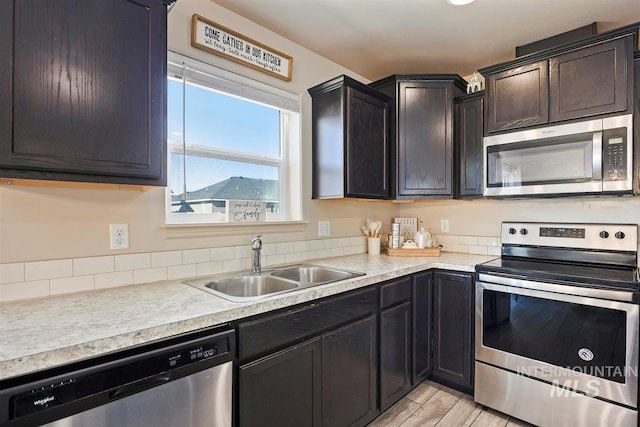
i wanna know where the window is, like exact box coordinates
[166,52,301,224]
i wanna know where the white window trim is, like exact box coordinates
[165,51,301,226]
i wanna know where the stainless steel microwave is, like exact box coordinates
[483,114,633,197]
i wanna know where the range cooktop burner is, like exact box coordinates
[477,257,639,291]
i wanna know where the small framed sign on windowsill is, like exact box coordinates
[226,200,267,223]
[191,14,293,82]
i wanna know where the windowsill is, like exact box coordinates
[161,220,309,239]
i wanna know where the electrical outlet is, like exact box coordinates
[440,219,450,233]
[110,223,130,250]
[318,220,331,237]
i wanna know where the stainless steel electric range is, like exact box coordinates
[475,222,639,427]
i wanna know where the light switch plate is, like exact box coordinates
[440,219,450,233]
[318,220,331,237]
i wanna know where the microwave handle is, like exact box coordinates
[592,131,602,180]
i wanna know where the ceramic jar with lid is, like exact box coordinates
[414,228,432,249]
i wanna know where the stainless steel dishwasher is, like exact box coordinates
[0,326,234,427]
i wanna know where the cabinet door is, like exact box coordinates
[380,301,411,411]
[397,81,454,197]
[412,271,433,384]
[549,37,633,122]
[1,0,166,184]
[485,60,549,133]
[239,338,322,427]
[432,271,473,392]
[0,2,11,150]
[346,87,389,198]
[322,315,378,427]
[456,95,484,198]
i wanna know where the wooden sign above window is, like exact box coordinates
[191,14,293,82]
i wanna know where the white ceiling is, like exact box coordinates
[210,0,640,81]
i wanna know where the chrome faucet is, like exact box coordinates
[251,235,262,274]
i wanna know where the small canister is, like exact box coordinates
[414,228,427,249]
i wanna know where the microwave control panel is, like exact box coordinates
[602,127,627,181]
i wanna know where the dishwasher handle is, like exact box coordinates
[109,373,172,401]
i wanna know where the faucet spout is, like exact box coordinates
[251,235,262,274]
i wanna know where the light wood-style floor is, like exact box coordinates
[368,380,535,427]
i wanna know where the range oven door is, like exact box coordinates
[476,273,639,408]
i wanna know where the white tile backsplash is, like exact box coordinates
[168,264,197,281]
[459,236,478,245]
[294,241,309,253]
[0,280,49,302]
[95,271,134,289]
[284,252,303,264]
[234,246,251,259]
[115,253,150,271]
[133,267,167,284]
[50,275,94,295]
[309,240,325,250]
[151,251,182,268]
[222,258,246,273]
[324,239,338,249]
[468,245,488,255]
[210,247,236,261]
[477,237,499,247]
[0,263,24,285]
[5,233,503,303]
[276,242,295,254]
[73,256,114,276]
[265,254,286,266]
[196,261,223,276]
[25,259,72,281]
[182,249,210,264]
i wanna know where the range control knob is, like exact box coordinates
[599,231,610,239]
[520,228,528,235]
[615,231,626,240]
[508,228,517,235]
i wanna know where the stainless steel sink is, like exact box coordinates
[184,264,364,302]
[271,266,355,284]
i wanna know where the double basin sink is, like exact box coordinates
[184,265,365,302]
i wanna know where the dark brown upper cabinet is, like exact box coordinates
[0,0,172,186]
[309,75,390,199]
[549,37,633,122]
[484,61,548,133]
[370,75,466,199]
[481,23,638,135]
[455,92,484,198]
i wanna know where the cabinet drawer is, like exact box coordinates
[238,287,377,361]
[380,277,411,308]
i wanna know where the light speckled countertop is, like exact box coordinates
[0,253,494,381]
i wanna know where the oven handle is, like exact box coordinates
[477,273,636,303]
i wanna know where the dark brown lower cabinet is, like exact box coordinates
[237,269,476,426]
[237,288,378,427]
[239,338,322,427]
[322,315,378,427]
[380,301,411,410]
[412,271,433,384]
[431,271,474,393]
